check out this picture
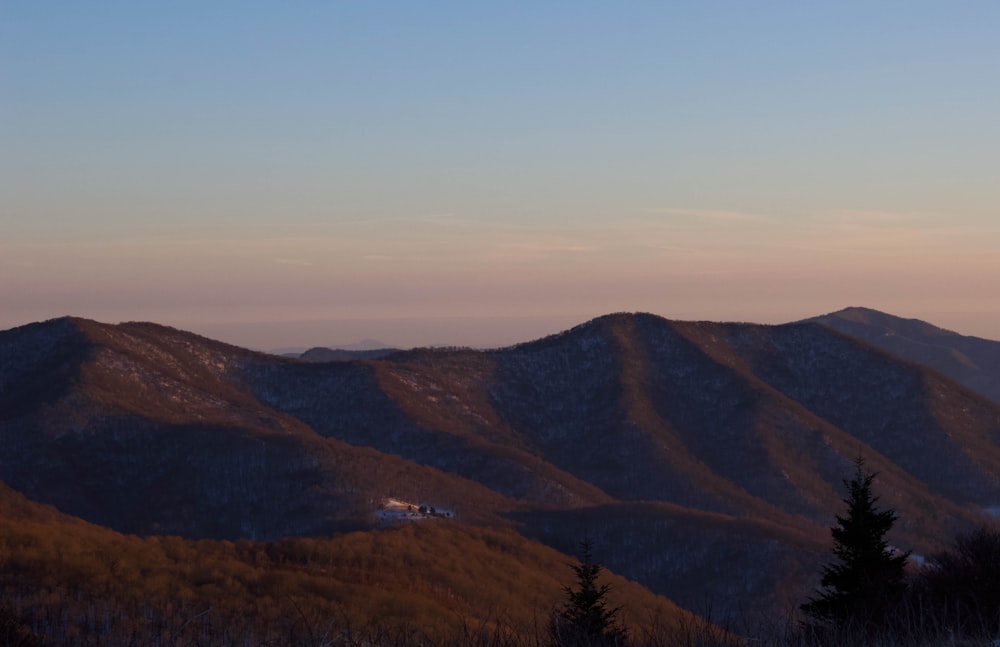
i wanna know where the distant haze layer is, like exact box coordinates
[193,308,1000,352]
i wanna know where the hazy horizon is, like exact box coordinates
[199,308,1000,352]
[4,3,999,349]
[6,306,1000,354]
[195,308,1000,352]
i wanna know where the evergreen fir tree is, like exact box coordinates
[551,540,627,646]
[801,456,909,630]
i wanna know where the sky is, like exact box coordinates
[2,2,999,349]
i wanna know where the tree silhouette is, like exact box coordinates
[551,540,626,646]
[801,456,909,631]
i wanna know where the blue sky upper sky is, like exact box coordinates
[2,2,999,348]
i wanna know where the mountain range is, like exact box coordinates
[2,307,999,623]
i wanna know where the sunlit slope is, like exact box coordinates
[0,482,700,644]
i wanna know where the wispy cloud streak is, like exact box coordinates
[639,208,770,223]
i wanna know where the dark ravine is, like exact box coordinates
[2,308,999,618]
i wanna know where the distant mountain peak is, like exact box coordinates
[809,307,1000,403]
[825,305,889,321]
[814,307,958,337]
[337,338,390,351]
[298,345,401,362]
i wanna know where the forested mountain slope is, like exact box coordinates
[809,306,1000,404]
[3,311,999,618]
[0,317,515,538]
[0,482,699,644]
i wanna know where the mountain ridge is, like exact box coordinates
[3,308,1000,618]
[808,306,1000,404]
